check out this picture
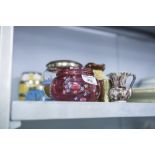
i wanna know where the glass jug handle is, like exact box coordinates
[129,74,136,88]
[43,69,52,82]
[42,69,52,99]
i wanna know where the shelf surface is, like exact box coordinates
[11,101,155,121]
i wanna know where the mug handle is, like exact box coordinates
[43,69,47,80]
[42,69,52,98]
[43,69,52,81]
[129,74,136,88]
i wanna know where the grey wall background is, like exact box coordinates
[11,26,155,129]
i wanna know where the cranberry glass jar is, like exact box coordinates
[43,60,82,99]
[51,67,101,101]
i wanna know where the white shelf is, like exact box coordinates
[11,101,155,121]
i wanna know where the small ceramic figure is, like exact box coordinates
[85,63,110,102]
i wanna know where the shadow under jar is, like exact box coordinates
[51,67,101,101]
